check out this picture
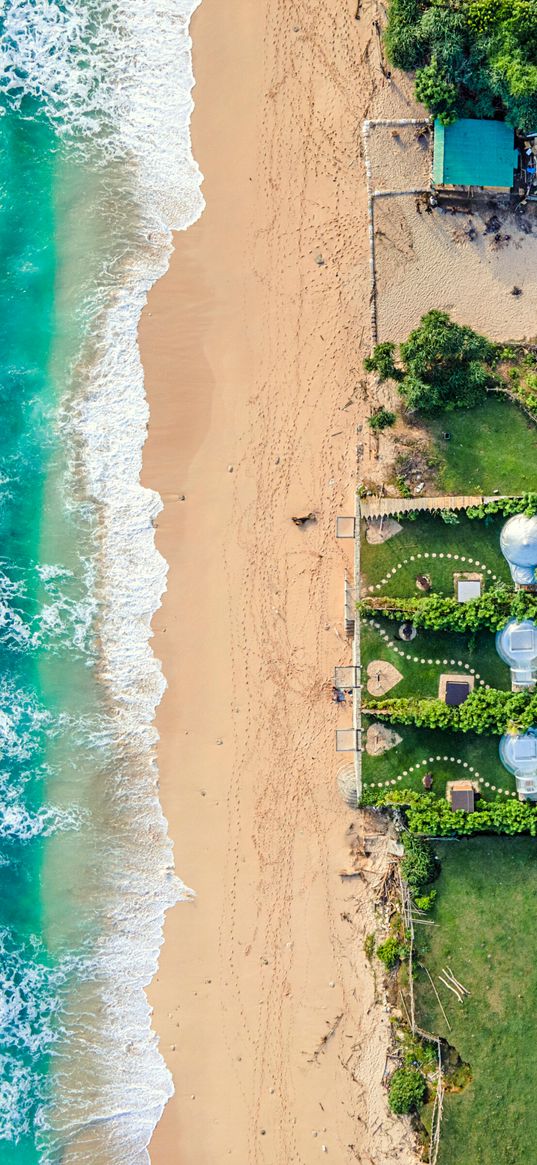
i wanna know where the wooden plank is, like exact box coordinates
[360,493,522,520]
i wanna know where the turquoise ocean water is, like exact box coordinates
[0,3,203,1161]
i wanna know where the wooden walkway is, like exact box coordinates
[360,493,519,520]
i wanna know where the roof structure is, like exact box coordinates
[457,578,482,602]
[432,119,517,189]
[445,680,471,706]
[448,780,476,812]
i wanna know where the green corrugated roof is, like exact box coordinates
[432,119,517,188]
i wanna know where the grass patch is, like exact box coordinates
[426,398,537,496]
[360,513,510,599]
[360,617,510,696]
[414,838,537,1165]
[361,724,514,802]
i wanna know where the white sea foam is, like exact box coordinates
[0,0,204,1160]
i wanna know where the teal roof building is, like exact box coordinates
[433,119,517,189]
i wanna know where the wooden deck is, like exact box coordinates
[360,493,519,520]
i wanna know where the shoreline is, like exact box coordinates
[140,0,418,1161]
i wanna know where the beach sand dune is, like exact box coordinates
[141,0,417,1161]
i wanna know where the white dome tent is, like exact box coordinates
[496,619,537,689]
[499,728,537,799]
[500,514,537,586]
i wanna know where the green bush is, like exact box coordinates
[368,407,397,432]
[377,935,408,970]
[378,789,537,837]
[415,62,458,124]
[364,341,401,382]
[364,312,497,416]
[388,1067,426,1114]
[359,587,537,634]
[414,890,437,912]
[401,833,438,891]
[384,0,537,130]
[364,685,537,735]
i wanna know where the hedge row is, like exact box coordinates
[372,789,537,837]
[359,588,537,634]
[364,686,537,735]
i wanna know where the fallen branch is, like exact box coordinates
[438,974,464,1004]
[445,965,470,996]
[421,964,451,1032]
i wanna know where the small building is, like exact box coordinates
[499,728,537,800]
[455,572,482,603]
[500,514,537,588]
[447,780,476,812]
[496,618,537,689]
[439,673,473,705]
[432,119,517,190]
[445,680,471,706]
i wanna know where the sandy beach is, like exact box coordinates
[140,0,419,1161]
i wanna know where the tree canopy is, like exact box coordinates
[384,0,537,130]
[364,310,496,413]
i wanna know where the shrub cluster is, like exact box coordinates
[376,935,409,970]
[359,587,537,634]
[388,1066,427,1114]
[465,493,537,520]
[384,0,537,131]
[364,685,537,735]
[364,311,496,414]
[389,496,537,523]
[378,789,537,837]
[368,406,397,432]
[400,832,438,891]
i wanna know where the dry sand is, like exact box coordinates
[140,0,419,1162]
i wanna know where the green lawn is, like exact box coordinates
[414,838,537,1165]
[360,513,510,599]
[361,722,514,802]
[360,617,510,696]
[359,511,517,807]
[426,397,537,495]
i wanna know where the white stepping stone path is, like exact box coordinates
[364,618,489,687]
[366,755,515,797]
[369,551,502,593]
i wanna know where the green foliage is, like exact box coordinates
[368,406,397,432]
[384,0,537,129]
[401,832,438,891]
[388,1067,426,1114]
[441,509,460,524]
[398,312,495,414]
[365,685,537,735]
[414,889,437,911]
[377,935,408,970]
[465,493,537,520]
[384,0,424,71]
[401,1029,438,1070]
[359,586,537,635]
[364,341,400,382]
[358,582,535,638]
[415,62,458,124]
[379,789,537,837]
[364,933,376,960]
[467,0,503,35]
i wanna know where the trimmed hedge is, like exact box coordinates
[389,494,537,524]
[364,686,537,735]
[359,588,537,634]
[375,789,537,837]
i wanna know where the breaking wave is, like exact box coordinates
[0,0,204,1160]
